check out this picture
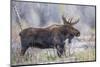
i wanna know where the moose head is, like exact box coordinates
[61,15,80,43]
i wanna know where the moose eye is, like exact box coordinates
[76,32,80,36]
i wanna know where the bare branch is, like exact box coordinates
[13,5,23,31]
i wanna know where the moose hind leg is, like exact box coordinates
[20,38,30,56]
[20,46,28,56]
[20,48,25,56]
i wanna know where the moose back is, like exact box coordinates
[19,16,80,57]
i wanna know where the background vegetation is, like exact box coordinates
[11,1,96,65]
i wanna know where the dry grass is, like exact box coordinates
[11,46,96,66]
[73,48,95,62]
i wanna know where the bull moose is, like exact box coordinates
[19,15,80,57]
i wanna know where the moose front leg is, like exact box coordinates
[68,34,74,43]
[53,34,66,57]
[56,43,65,57]
[67,35,74,56]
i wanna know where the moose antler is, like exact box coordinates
[70,18,79,25]
[62,15,79,25]
[69,17,73,23]
[62,15,68,24]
